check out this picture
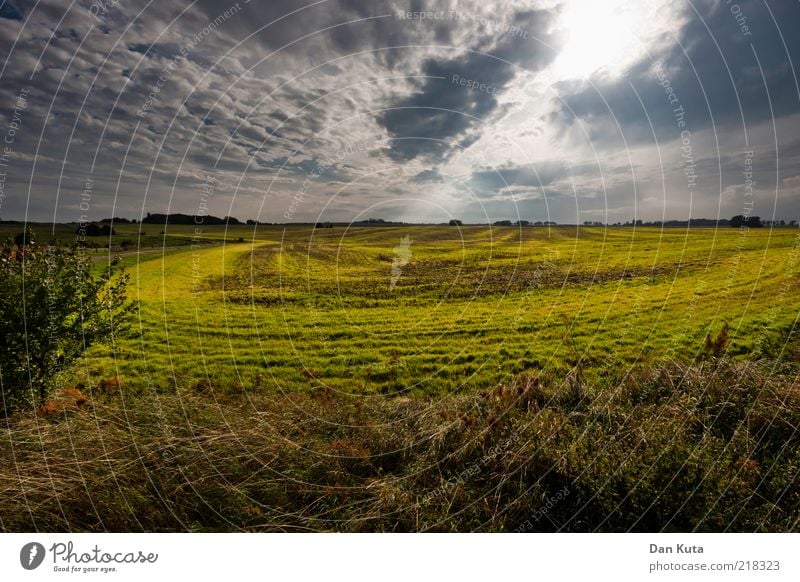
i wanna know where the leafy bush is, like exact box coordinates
[0,228,135,413]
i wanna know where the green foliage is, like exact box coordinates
[0,228,135,412]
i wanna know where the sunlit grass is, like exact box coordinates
[69,225,800,397]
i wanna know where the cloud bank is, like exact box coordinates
[0,0,798,224]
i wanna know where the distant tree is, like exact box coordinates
[493,220,512,226]
[0,228,135,412]
[448,219,463,226]
[141,213,240,225]
[730,215,763,228]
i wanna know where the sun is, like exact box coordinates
[551,0,675,81]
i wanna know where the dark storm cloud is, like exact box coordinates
[0,1,23,21]
[195,0,426,65]
[470,162,568,194]
[1,0,565,221]
[0,0,328,220]
[377,55,513,162]
[697,136,800,194]
[128,42,183,60]
[410,168,443,183]
[254,155,356,184]
[467,160,632,201]
[378,8,562,162]
[0,0,798,224]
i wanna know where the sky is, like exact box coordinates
[0,0,799,224]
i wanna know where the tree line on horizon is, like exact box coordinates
[3,214,799,229]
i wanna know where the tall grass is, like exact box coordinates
[1,358,797,532]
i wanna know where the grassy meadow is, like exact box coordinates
[2,223,800,532]
[78,224,800,396]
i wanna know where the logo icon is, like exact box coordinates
[390,235,412,290]
[20,542,46,570]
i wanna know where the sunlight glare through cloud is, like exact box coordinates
[551,0,679,81]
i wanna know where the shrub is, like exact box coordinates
[704,322,729,357]
[0,228,135,413]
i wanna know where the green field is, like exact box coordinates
[3,223,800,532]
[60,224,800,398]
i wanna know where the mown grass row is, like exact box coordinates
[1,357,798,532]
[75,227,800,398]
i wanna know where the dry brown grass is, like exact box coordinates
[1,359,798,532]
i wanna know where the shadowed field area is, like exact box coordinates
[1,359,798,531]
